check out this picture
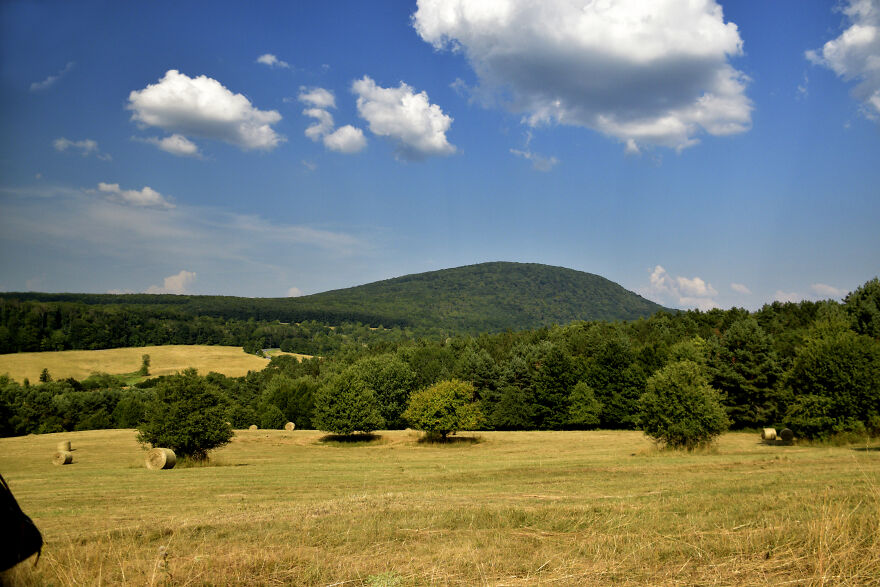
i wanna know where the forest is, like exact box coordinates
[1,277,877,443]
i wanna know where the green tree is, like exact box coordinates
[39,368,52,383]
[403,379,482,440]
[261,374,316,429]
[844,277,880,338]
[567,381,601,429]
[258,403,286,429]
[312,367,384,435]
[349,355,416,429]
[139,354,151,376]
[639,360,729,450]
[137,369,232,460]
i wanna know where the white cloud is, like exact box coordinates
[298,87,366,153]
[352,75,456,160]
[139,134,202,158]
[413,0,752,152]
[287,286,304,297]
[30,62,74,91]
[97,182,175,209]
[53,138,111,160]
[730,282,752,295]
[509,148,558,171]
[811,283,847,298]
[301,160,317,171]
[107,288,135,295]
[774,290,805,304]
[643,265,719,310]
[146,270,197,294]
[298,86,336,109]
[303,107,335,141]
[323,125,367,154]
[807,0,880,119]
[127,70,284,151]
[256,53,290,69]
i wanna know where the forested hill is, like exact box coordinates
[1,263,664,336]
[298,262,665,332]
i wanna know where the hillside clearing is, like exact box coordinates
[1,429,877,585]
[0,345,312,383]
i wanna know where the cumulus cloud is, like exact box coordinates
[811,283,847,298]
[146,270,196,294]
[643,265,719,310]
[127,70,284,151]
[730,282,752,295]
[139,134,202,158]
[413,0,751,152]
[30,62,74,92]
[256,53,290,69]
[353,76,456,160]
[298,87,366,153]
[807,0,880,119]
[287,286,304,297]
[323,125,367,154]
[774,290,805,304]
[510,148,558,171]
[97,182,175,209]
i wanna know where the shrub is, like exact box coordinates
[258,403,286,430]
[404,379,482,440]
[639,360,729,450]
[137,368,232,460]
[312,368,384,435]
[567,381,601,428]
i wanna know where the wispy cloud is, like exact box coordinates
[54,137,112,160]
[256,53,290,69]
[30,62,74,91]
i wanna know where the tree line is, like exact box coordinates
[1,278,878,442]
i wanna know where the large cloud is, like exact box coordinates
[643,265,719,310]
[298,87,367,154]
[127,70,284,151]
[413,0,751,151]
[146,270,197,294]
[352,76,456,160]
[807,0,880,119]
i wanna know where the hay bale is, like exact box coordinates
[761,428,777,441]
[53,451,73,466]
[146,448,176,470]
[284,422,296,431]
[57,440,71,452]
[779,428,794,442]
[249,424,258,430]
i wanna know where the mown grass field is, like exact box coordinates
[0,345,311,383]
[1,429,878,586]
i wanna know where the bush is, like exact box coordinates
[404,379,482,440]
[137,368,232,460]
[312,368,384,435]
[567,381,601,429]
[639,360,729,450]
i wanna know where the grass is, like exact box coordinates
[1,429,878,586]
[0,345,312,383]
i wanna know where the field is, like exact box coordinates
[1,430,878,586]
[0,345,311,383]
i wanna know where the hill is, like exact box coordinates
[1,263,665,338]
[297,262,666,332]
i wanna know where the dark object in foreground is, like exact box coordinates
[0,474,43,571]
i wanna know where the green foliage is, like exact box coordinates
[567,382,601,428]
[313,368,385,435]
[39,368,51,382]
[261,374,316,429]
[137,368,232,459]
[348,355,416,429]
[138,354,151,376]
[403,379,482,439]
[844,277,880,338]
[258,403,286,429]
[639,360,729,450]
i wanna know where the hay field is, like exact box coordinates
[1,430,878,586]
[0,345,311,383]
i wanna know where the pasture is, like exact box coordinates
[0,345,311,383]
[1,429,878,585]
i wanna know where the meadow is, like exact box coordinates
[0,345,310,383]
[1,429,878,585]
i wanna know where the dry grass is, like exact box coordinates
[0,345,312,383]
[1,429,878,586]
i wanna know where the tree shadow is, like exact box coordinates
[319,433,382,444]
[416,434,482,445]
[851,446,880,452]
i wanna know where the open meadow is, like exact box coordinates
[0,346,310,383]
[1,429,878,586]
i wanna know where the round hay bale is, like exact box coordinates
[284,421,296,431]
[53,451,73,466]
[249,424,258,430]
[761,428,777,441]
[779,428,794,442]
[57,440,71,452]
[146,448,176,470]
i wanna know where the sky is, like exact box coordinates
[1,0,879,311]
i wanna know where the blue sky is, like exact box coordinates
[1,0,878,311]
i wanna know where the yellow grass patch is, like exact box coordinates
[0,345,312,383]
